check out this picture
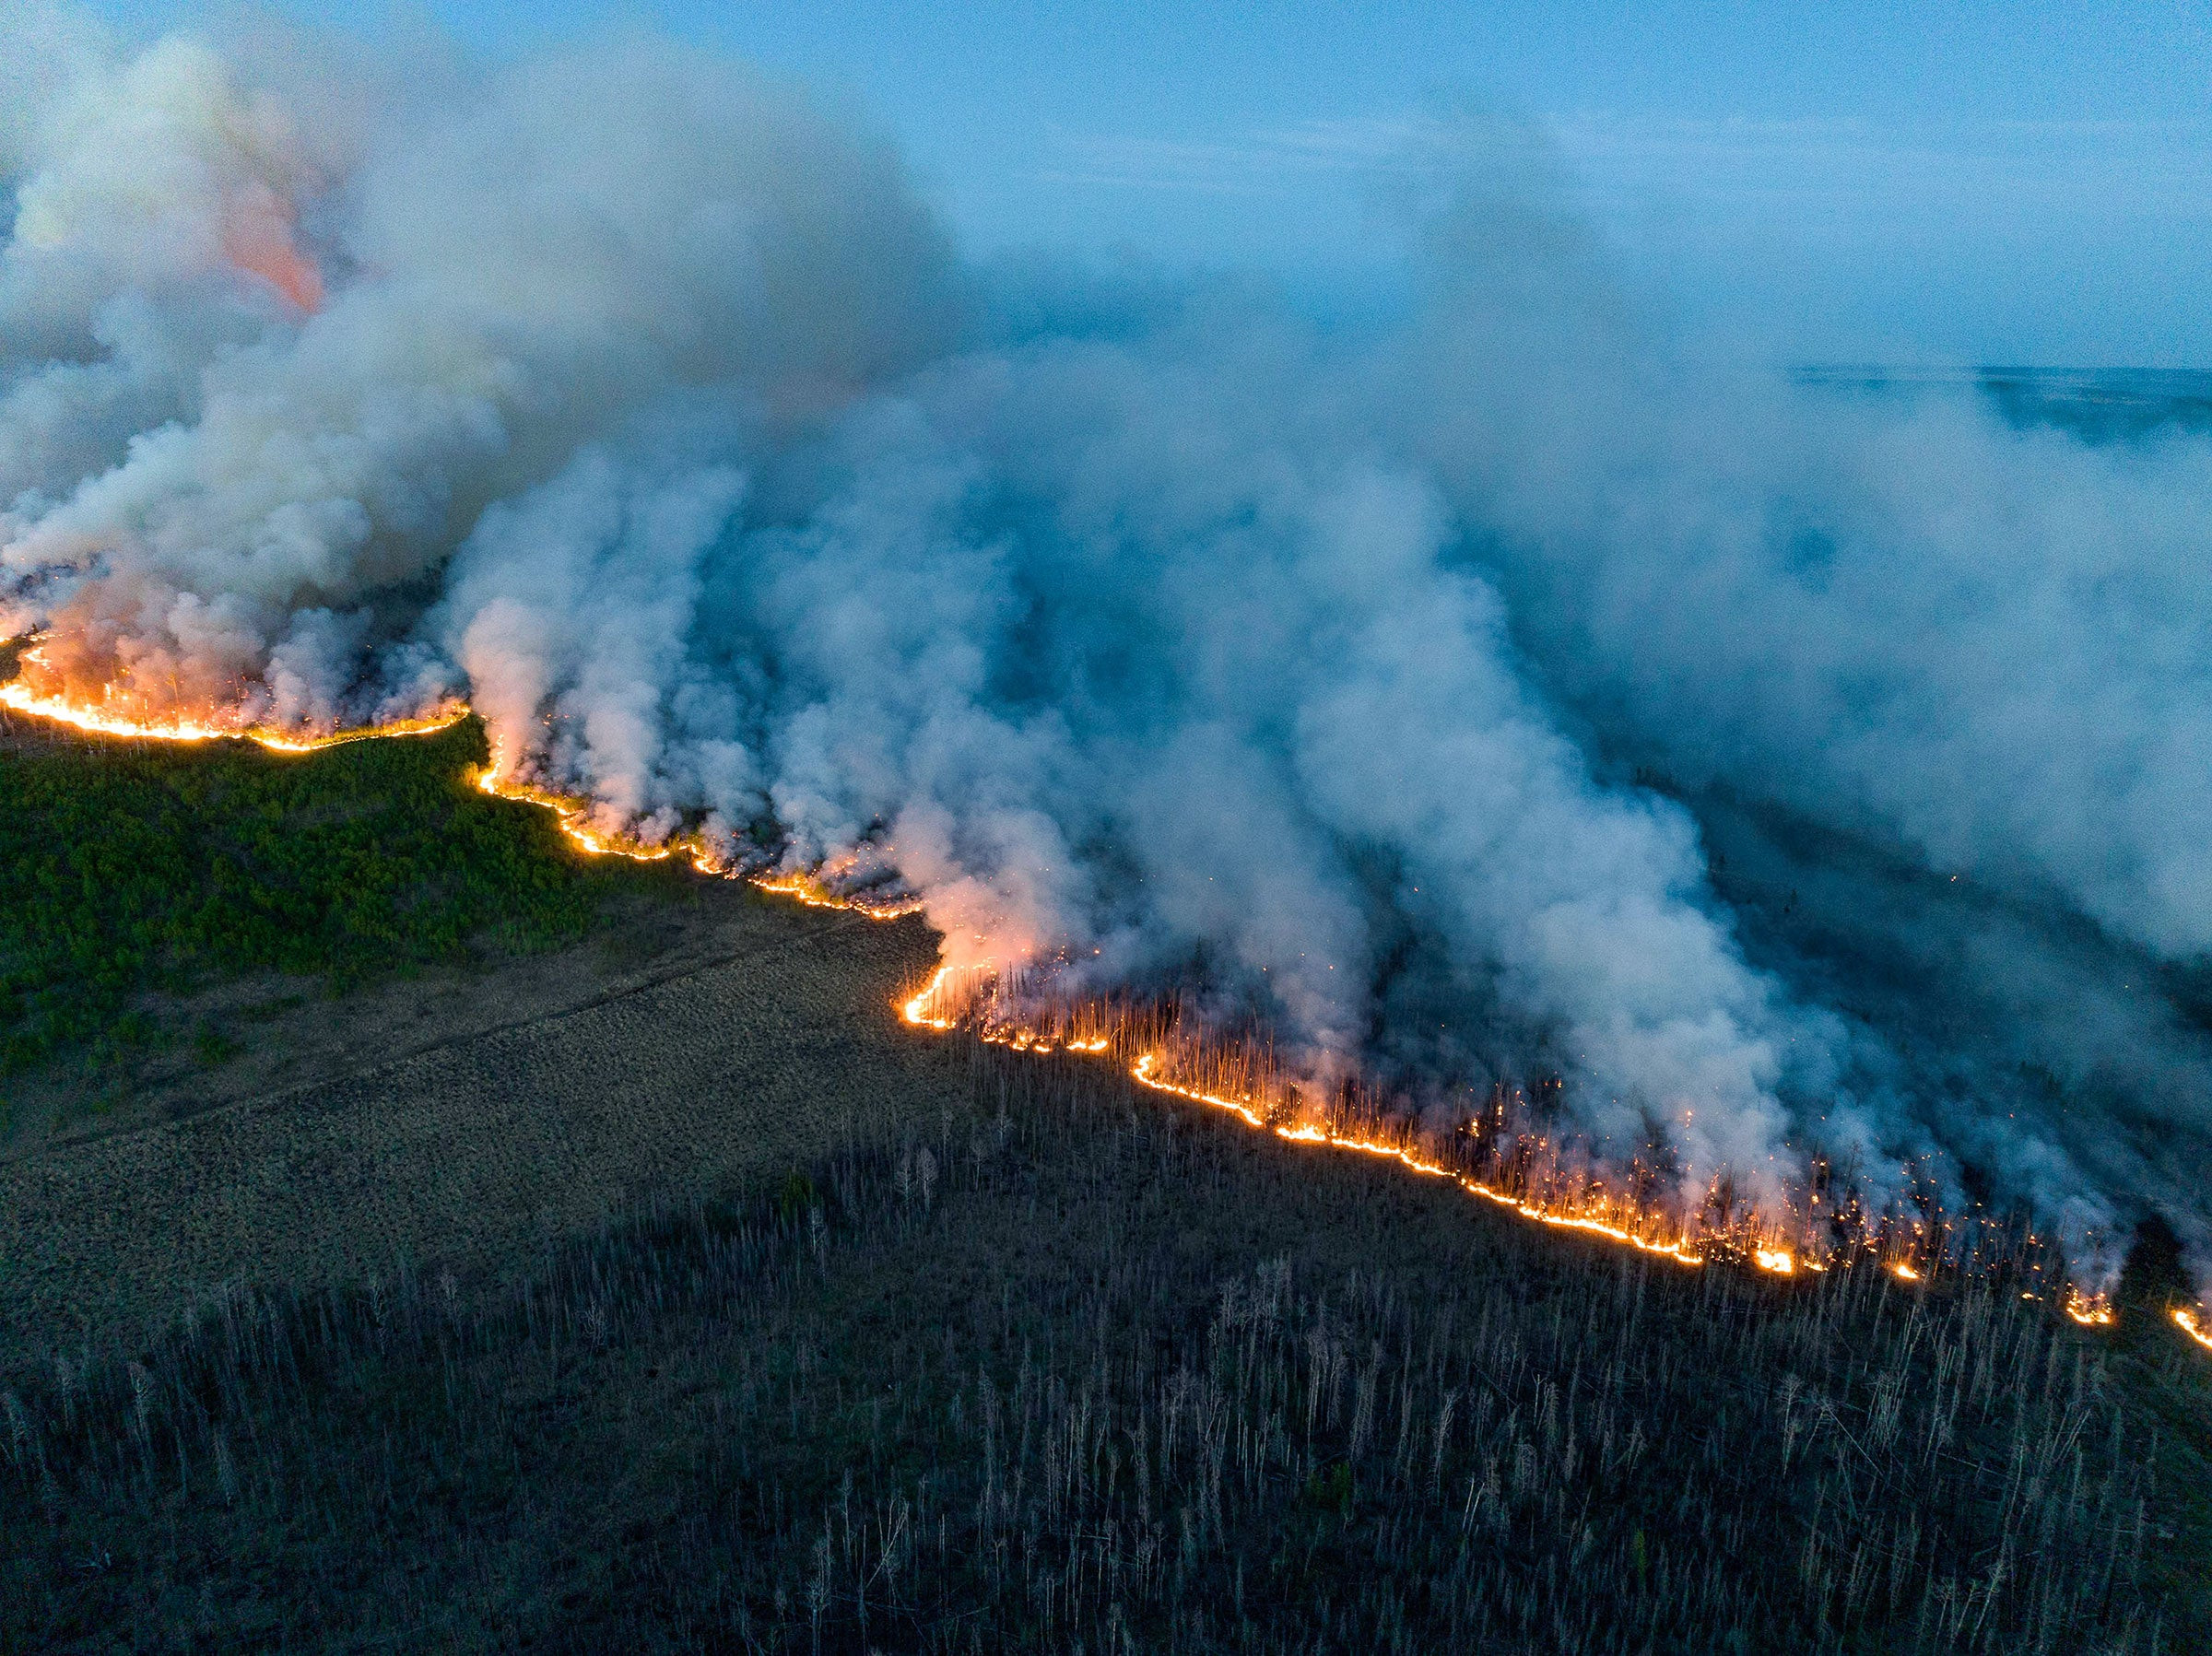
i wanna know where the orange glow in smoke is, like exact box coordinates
[229,237,324,312]
[223,196,324,313]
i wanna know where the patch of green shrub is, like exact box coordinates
[0,719,657,1074]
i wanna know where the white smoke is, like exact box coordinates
[4,14,2206,1279]
[0,20,955,715]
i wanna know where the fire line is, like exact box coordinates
[0,682,2160,1332]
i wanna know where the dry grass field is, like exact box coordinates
[0,882,954,1360]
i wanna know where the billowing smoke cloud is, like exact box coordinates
[4,14,2206,1282]
[0,14,955,723]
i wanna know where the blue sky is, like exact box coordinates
[82,1,2212,364]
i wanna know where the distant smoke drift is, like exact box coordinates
[5,15,2208,1294]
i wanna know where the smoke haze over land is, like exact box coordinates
[4,8,2209,1284]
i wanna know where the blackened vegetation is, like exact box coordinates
[3,1044,2206,1653]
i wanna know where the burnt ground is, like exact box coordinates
[0,876,953,1359]
[3,1035,2206,1652]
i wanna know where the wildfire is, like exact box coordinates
[1464,1181,1707,1267]
[1124,1052,1713,1266]
[2065,1288,2114,1327]
[466,740,943,913]
[902,965,959,1030]
[0,675,466,752]
[876,906,2185,1339]
[1132,1049,1266,1131]
[754,864,922,922]
[467,760,721,869]
[900,969,1704,1273]
[4,677,2193,1337]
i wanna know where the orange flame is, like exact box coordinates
[468,741,933,909]
[0,675,465,751]
[2064,1287,2114,1327]
[901,964,959,1030]
[468,751,720,871]
[576,837,2175,1304]
[920,1007,1715,1267]
[756,866,922,922]
[2,677,2192,1337]
[1076,1041,1715,1264]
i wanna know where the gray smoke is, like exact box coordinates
[4,13,2206,1284]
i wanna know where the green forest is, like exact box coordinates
[0,718,649,1075]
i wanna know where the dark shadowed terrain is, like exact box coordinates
[0,722,2206,1653]
[0,886,950,1357]
[4,1041,2208,1653]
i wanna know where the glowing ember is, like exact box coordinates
[2065,1288,2114,1327]
[1890,1263,1921,1281]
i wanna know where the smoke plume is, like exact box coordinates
[5,12,2207,1286]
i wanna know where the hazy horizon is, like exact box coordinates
[54,0,2212,369]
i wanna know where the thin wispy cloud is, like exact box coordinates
[1037,110,2212,225]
